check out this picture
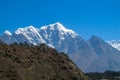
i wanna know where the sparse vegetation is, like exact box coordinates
[0,43,89,80]
[86,71,120,80]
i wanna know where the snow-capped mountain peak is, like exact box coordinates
[40,22,78,38]
[107,40,120,51]
[40,22,66,31]
[9,25,46,45]
[15,25,38,34]
[4,30,12,36]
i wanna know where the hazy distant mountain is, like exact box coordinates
[0,22,120,72]
[86,36,120,72]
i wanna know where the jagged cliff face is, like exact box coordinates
[0,43,89,80]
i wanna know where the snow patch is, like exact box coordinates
[107,40,120,51]
[4,30,12,35]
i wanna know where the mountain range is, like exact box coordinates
[0,22,120,72]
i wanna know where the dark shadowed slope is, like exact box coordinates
[0,43,89,80]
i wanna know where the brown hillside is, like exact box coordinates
[0,43,90,80]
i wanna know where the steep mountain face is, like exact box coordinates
[39,22,85,54]
[38,22,94,72]
[0,22,120,72]
[0,43,89,80]
[107,40,120,51]
[86,36,120,72]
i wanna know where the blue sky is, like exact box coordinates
[0,0,120,40]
